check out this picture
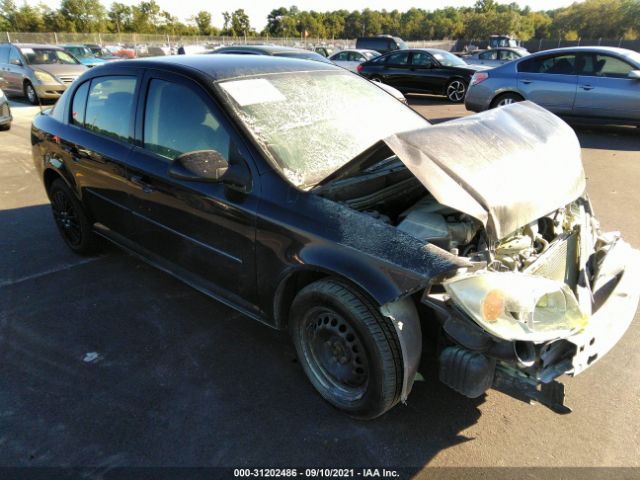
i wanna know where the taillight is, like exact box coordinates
[357,64,363,73]
[470,72,489,86]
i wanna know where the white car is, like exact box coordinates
[329,49,380,72]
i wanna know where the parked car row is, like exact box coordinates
[465,46,640,126]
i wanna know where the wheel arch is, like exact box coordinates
[489,89,525,108]
[275,263,423,402]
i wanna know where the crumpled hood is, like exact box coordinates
[383,101,586,240]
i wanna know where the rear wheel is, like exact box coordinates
[446,79,467,102]
[24,82,38,105]
[49,178,101,255]
[0,121,9,131]
[491,92,524,109]
[290,279,403,419]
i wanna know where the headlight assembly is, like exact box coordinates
[444,272,587,342]
[34,71,58,84]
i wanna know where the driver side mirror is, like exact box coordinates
[169,149,252,192]
[10,58,22,66]
[169,150,229,183]
[628,70,640,80]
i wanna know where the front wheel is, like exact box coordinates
[446,79,467,102]
[290,279,403,419]
[24,82,38,105]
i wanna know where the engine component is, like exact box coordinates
[439,346,496,398]
[397,198,479,250]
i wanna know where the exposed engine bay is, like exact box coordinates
[317,155,588,278]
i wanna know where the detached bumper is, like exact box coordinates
[428,237,640,414]
[567,239,640,376]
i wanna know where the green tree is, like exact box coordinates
[194,10,211,35]
[108,2,132,33]
[59,0,107,32]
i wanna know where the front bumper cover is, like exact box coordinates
[426,237,640,413]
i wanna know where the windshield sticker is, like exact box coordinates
[21,48,34,55]
[220,79,286,107]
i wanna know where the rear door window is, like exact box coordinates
[84,76,136,141]
[386,51,410,66]
[518,54,576,75]
[332,52,349,61]
[411,51,434,67]
[479,50,498,60]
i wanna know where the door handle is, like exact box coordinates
[581,84,594,90]
[521,80,533,84]
[130,174,154,193]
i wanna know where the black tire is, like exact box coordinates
[0,122,9,131]
[490,92,524,109]
[24,81,39,105]
[48,178,101,255]
[290,279,403,419]
[445,78,467,102]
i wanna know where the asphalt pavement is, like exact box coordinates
[1,95,639,478]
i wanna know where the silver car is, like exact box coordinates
[465,46,640,125]
[0,43,88,105]
[465,47,529,67]
[329,49,380,72]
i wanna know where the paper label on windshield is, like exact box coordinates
[21,48,34,55]
[220,79,286,106]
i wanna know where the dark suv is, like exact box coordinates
[356,36,407,54]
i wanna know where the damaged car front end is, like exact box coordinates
[380,102,640,413]
[217,64,638,416]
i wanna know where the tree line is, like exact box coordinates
[1,0,639,40]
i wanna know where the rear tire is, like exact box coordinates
[490,92,524,109]
[0,122,9,131]
[48,178,101,255]
[446,79,467,102]
[24,82,38,106]
[290,279,403,419]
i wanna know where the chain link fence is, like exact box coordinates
[2,32,638,54]
[453,37,640,53]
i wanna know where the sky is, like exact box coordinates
[28,0,581,30]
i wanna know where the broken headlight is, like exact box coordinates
[444,273,587,342]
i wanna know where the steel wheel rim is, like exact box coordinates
[447,80,466,101]
[26,85,36,104]
[301,307,369,402]
[51,190,82,247]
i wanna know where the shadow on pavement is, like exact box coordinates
[0,204,484,471]
[572,124,640,152]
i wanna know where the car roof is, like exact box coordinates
[108,54,340,81]
[215,45,313,55]
[13,43,65,50]
[532,46,635,56]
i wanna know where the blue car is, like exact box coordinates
[60,45,107,67]
[465,46,640,126]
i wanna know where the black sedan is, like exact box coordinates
[31,55,640,418]
[357,48,489,102]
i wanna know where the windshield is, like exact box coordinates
[22,48,78,65]
[622,50,640,67]
[432,51,467,67]
[218,71,427,188]
[67,46,92,58]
